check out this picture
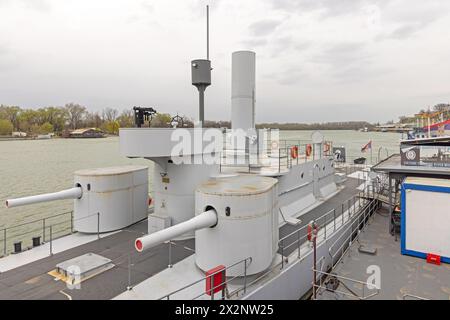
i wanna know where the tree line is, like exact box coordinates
[0,103,382,137]
[0,103,183,136]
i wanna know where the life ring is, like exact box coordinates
[306,144,312,157]
[307,221,319,242]
[290,146,299,159]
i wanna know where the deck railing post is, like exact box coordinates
[70,210,74,233]
[243,259,247,294]
[333,209,336,231]
[97,212,100,239]
[127,254,132,290]
[168,241,173,268]
[278,148,281,173]
[210,274,214,300]
[49,225,53,256]
[43,219,46,243]
[3,229,6,256]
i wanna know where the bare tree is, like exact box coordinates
[102,108,118,122]
[65,103,86,130]
[85,111,102,128]
[117,109,134,128]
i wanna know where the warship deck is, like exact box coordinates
[316,205,450,300]
[0,175,363,300]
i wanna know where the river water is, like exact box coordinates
[0,130,401,250]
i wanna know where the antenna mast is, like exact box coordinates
[207,5,209,60]
[191,5,212,127]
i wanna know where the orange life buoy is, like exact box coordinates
[290,146,299,159]
[307,222,319,242]
[306,144,312,157]
[324,142,330,153]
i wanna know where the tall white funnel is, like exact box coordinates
[231,51,256,130]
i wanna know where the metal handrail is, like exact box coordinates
[279,191,363,245]
[0,210,72,232]
[328,200,373,255]
[329,200,378,269]
[403,293,429,300]
[312,270,380,300]
[159,256,252,300]
[1,211,101,257]
[278,181,379,269]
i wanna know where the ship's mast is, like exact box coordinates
[191,5,212,127]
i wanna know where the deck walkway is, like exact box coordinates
[316,206,450,300]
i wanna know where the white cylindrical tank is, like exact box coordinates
[74,165,148,233]
[195,175,278,276]
[231,51,256,130]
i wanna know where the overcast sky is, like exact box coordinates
[0,0,449,123]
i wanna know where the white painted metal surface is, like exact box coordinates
[404,178,450,258]
[120,128,223,158]
[151,161,218,237]
[135,209,217,252]
[231,51,256,130]
[195,175,278,276]
[6,187,82,208]
[74,165,148,233]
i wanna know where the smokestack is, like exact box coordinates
[231,51,256,130]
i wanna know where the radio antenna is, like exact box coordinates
[191,5,212,126]
[206,5,209,60]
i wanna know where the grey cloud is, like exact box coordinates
[270,0,389,17]
[277,68,307,85]
[189,0,223,19]
[331,65,391,83]
[309,42,379,83]
[269,36,295,57]
[141,1,154,13]
[249,19,282,37]
[0,0,51,12]
[0,43,18,72]
[241,38,268,48]
[312,42,370,66]
[294,41,312,52]
[381,24,420,40]
[264,66,309,86]
[376,3,448,41]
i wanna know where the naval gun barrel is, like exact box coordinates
[6,187,82,208]
[135,209,217,252]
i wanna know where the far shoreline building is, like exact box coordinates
[66,128,105,138]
